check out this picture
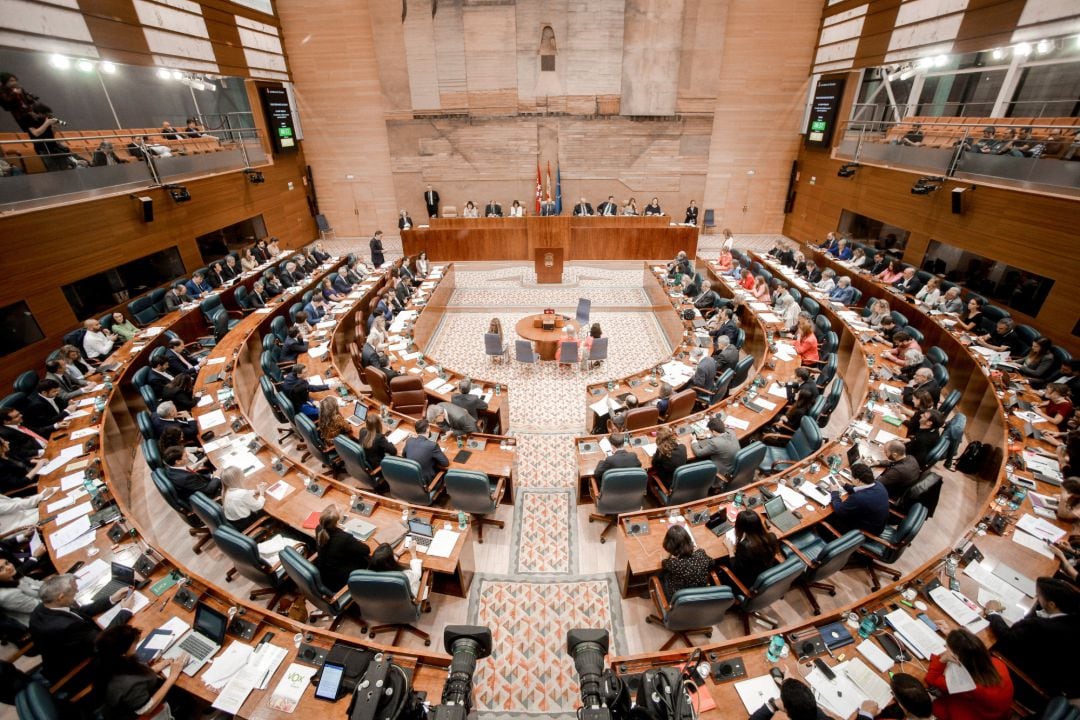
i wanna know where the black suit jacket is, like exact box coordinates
[0,425,43,463]
[279,269,300,287]
[598,201,618,216]
[166,466,221,502]
[151,413,196,441]
[165,349,196,377]
[806,268,823,284]
[281,336,309,363]
[403,436,449,483]
[22,394,66,436]
[146,369,172,398]
[398,215,413,230]
[424,190,439,212]
[684,206,698,224]
[452,392,488,420]
[572,203,594,216]
[29,601,131,681]
[829,482,890,536]
[902,379,941,407]
[876,455,921,499]
[315,527,371,592]
[989,610,1080,696]
[896,276,923,295]
[594,449,642,480]
[484,203,502,217]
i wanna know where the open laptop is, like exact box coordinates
[764,496,800,533]
[991,562,1037,597]
[846,443,864,468]
[346,402,369,426]
[406,517,435,551]
[89,562,136,604]
[163,602,229,676]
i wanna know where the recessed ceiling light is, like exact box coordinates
[49,54,70,70]
[100,61,117,74]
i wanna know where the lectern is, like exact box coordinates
[534,247,563,284]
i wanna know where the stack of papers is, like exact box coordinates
[883,608,946,659]
[929,586,989,633]
[1016,513,1065,543]
[198,409,227,431]
[425,529,459,558]
[799,480,831,506]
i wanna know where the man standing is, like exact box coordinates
[572,197,593,216]
[370,230,385,268]
[423,185,439,218]
[684,200,699,225]
[597,196,618,216]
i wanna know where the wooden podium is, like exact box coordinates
[534,247,563,284]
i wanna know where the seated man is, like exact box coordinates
[151,401,196,442]
[184,271,213,298]
[403,418,449,483]
[904,409,943,468]
[281,363,331,406]
[898,123,924,147]
[750,678,829,720]
[828,462,889,536]
[874,441,921,499]
[22,380,68,437]
[694,280,724,314]
[597,196,618,216]
[165,338,200,376]
[572,196,593,216]
[827,276,856,305]
[29,574,136,682]
[304,295,328,323]
[0,408,47,464]
[691,354,717,390]
[163,446,221,502]
[427,402,478,437]
[690,413,739,481]
[483,200,503,217]
[708,307,739,350]
[280,327,308,363]
[81,318,118,360]
[45,358,87,403]
[902,367,940,408]
[163,283,188,312]
[451,379,488,420]
[894,267,923,296]
[715,335,740,374]
[667,251,694,279]
[593,433,641,481]
[937,286,964,314]
[360,339,400,380]
[976,318,1025,357]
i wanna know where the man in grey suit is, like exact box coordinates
[715,335,740,374]
[45,358,86,402]
[427,402,477,437]
[163,283,188,312]
[403,419,449,483]
[691,413,740,483]
[691,354,717,390]
[451,379,488,420]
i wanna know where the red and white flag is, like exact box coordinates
[535,161,543,213]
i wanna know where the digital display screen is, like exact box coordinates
[259,85,298,154]
[805,75,846,148]
[315,663,344,700]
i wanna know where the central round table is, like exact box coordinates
[515,313,580,360]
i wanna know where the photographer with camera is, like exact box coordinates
[21,102,85,172]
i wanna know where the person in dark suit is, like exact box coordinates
[691,354,717,390]
[684,200,699,225]
[804,261,823,285]
[44,358,85,402]
[749,678,831,720]
[715,335,740,374]
[22,380,68,437]
[423,185,439,218]
[221,254,240,280]
[165,339,199,377]
[690,413,740,481]
[875,441,921,499]
[263,272,283,297]
[145,356,174,398]
[593,433,641,481]
[278,261,301,288]
[163,284,188,312]
[163,446,220,501]
[452,379,488,420]
[360,340,400,381]
[484,200,503,217]
[314,504,370,592]
[597,196,618,216]
[828,463,889,536]
[572,197,593,216]
[427,402,477,437]
[370,230,385,268]
[303,296,327,323]
[90,140,127,167]
[894,268,923,296]
[540,196,557,216]
[708,307,739,350]
[694,281,723,314]
[867,251,889,275]
[0,409,46,464]
[281,364,330,407]
[184,271,212,298]
[403,419,449,483]
[161,374,197,413]
[332,273,353,295]
[902,367,940,408]
[281,327,308,363]
[29,574,135,682]
[984,577,1080,698]
[310,242,331,263]
[905,409,943,469]
[150,402,196,442]
[248,280,269,308]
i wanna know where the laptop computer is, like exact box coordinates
[1022,421,1044,441]
[407,518,434,551]
[163,602,229,676]
[89,562,136,604]
[846,443,864,468]
[991,562,1037,597]
[764,496,800,533]
[346,402,369,426]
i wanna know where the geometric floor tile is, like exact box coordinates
[514,490,573,574]
[469,576,621,715]
[511,434,580,489]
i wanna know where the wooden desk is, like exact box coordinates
[515,313,580,361]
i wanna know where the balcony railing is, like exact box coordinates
[0,114,268,213]
[835,116,1080,198]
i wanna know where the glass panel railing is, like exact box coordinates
[835,117,1080,197]
[0,120,269,213]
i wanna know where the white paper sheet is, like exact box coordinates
[197,409,227,431]
[267,663,317,713]
[734,675,780,714]
[203,641,254,690]
[929,586,989,633]
[55,501,93,526]
[724,415,750,431]
[807,665,866,719]
[856,639,894,673]
[38,446,85,477]
[96,591,150,627]
[426,529,460,558]
[46,495,76,513]
[842,658,893,708]
[55,529,96,558]
[205,356,227,366]
[1015,513,1066,543]
[69,427,98,440]
[387,428,409,445]
[1012,528,1054,558]
[964,561,1025,605]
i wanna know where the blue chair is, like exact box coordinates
[858,503,928,590]
[722,555,806,633]
[734,328,746,349]
[727,441,766,491]
[889,310,909,328]
[759,416,823,473]
[142,440,163,471]
[932,363,949,390]
[939,389,961,417]
[280,546,353,631]
[13,371,37,394]
[646,579,735,650]
[213,525,288,606]
[926,346,948,366]
[136,411,155,440]
[576,298,591,326]
[515,339,538,366]
[347,569,431,645]
[270,316,288,342]
[905,326,924,344]
[0,393,26,410]
[896,470,943,518]
[801,297,820,317]
[293,414,341,474]
[132,366,158,409]
[818,377,845,428]
[382,456,444,506]
[815,354,838,389]
[445,470,505,543]
[652,460,715,507]
[261,351,284,386]
[585,337,608,368]
[558,339,579,367]
[334,435,383,492]
[14,680,61,720]
[150,469,211,553]
[783,529,865,615]
[730,355,754,389]
[696,368,733,407]
[128,295,159,326]
[588,468,648,542]
[484,332,508,361]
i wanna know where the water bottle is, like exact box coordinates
[401,507,409,527]
[457,511,468,530]
[766,635,785,663]
[495,384,501,396]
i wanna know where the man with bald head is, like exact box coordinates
[874,441,921,498]
[902,366,940,408]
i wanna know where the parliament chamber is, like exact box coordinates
[0,1,1079,719]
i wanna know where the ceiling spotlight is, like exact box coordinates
[75,59,94,73]
[49,54,71,70]
[243,168,265,184]
[100,61,117,74]
[1036,39,1053,54]
[911,176,943,195]
[933,54,949,68]
[1014,42,1032,57]
[837,163,859,178]
[171,70,183,80]
[991,48,1006,60]
[156,68,171,79]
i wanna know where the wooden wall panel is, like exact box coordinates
[783,145,1080,351]
[0,155,317,392]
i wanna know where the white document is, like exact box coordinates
[856,639,894,673]
[197,394,215,408]
[944,662,977,694]
[842,658,893,708]
[76,396,98,408]
[734,675,780,714]
[975,589,1027,625]
[758,312,780,324]
[265,480,294,502]
[767,383,789,399]
[96,591,150,627]
[387,428,410,445]
[755,398,778,411]
[55,501,93,526]
[1016,513,1066,543]
[883,608,946,659]
[425,377,446,391]
[307,345,329,360]
[426,529,460,558]
[776,484,807,511]
[38,446,85,477]
[75,559,110,591]
[964,561,1025,605]
[641,443,658,458]
[69,427,98,440]
[197,409,227,431]
[874,429,903,444]
[268,663,317,713]
[1012,528,1054,558]
[307,375,325,386]
[205,356,227,366]
[929,586,989,633]
[55,529,96,558]
[807,665,866,719]
[46,494,76,513]
[799,480,831,506]
[724,415,750,431]
[203,641,254,689]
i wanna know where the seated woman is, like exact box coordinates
[651,427,688,488]
[794,317,820,365]
[849,247,866,267]
[955,297,984,333]
[0,556,42,632]
[660,525,712,597]
[925,628,1013,720]
[92,625,187,720]
[1018,337,1055,380]
[621,197,639,216]
[109,313,139,342]
[369,541,423,596]
[769,385,816,439]
[752,275,771,301]
[462,201,479,218]
[221,466,266,532]
[161,373,197,413]
[717,248,733,272]
[876,259,905,284]
[240,247,259,272]
[881,331,920,365]
[643,197,663,216]
[317,397,351,446]
[488,317,504,348]
[914,276,942,308]
[415,251,430,277]
[359,414,397,474]
[314,504,370,592]
[321,277,346,303]
[723,510,779,589]
[1056,477,1080,525]
[866,298,890,327]
[368,315,389,349]
[815,268,837,294]
[582,322,603,367]
[508,200,525,217]
[1037,383,1074,428]
[655,382,673,418]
